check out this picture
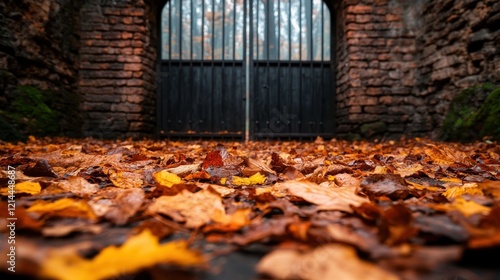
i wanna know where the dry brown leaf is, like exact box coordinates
[148,189,225,228]
[166,163,200,175]
[247,157,276,175]
[276,180,369,212]
[57,176,99,196]
[257,244,399,280]
[109,170,144,188]
[394,162,423,177]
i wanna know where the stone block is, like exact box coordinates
[111,102,143,113]
[81,87,115,95]
[84,94,121,103]
[82,102,111,111]
[363,105,388,114]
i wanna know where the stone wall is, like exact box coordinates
[331,0,499,138]
[0,0,83,132]
[415,0,500,137]
[79,0,157,138]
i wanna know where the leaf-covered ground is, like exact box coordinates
[1,137,500,280]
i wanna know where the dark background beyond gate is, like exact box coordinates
[158,0,335,139]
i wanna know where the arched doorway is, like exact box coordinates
[158,0,334,139]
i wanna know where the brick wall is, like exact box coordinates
[332,0,422,138]
[415,0,499,137]
[79,0,157,138]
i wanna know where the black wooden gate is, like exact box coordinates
[158,0,334,139]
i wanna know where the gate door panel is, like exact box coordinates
[159,0,246,137]
[159,0,334,138]
[250,0,334,138]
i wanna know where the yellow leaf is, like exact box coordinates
[232,172,266,186]
[220,177,227,184]
[372,165,387,174]
[153,170,182,187]
[41,230,205,280]
[27,198,97,220]
[442,183,483,200]
[1,181,41,195]
[432,197,491,217]
[452,197,490,217]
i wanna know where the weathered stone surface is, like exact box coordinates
[360,121,388,138]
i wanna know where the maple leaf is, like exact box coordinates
[201,150,224,169]
[41,230,205,280]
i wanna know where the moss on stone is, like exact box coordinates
[441,83,500,141]
[0,85,81,141]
